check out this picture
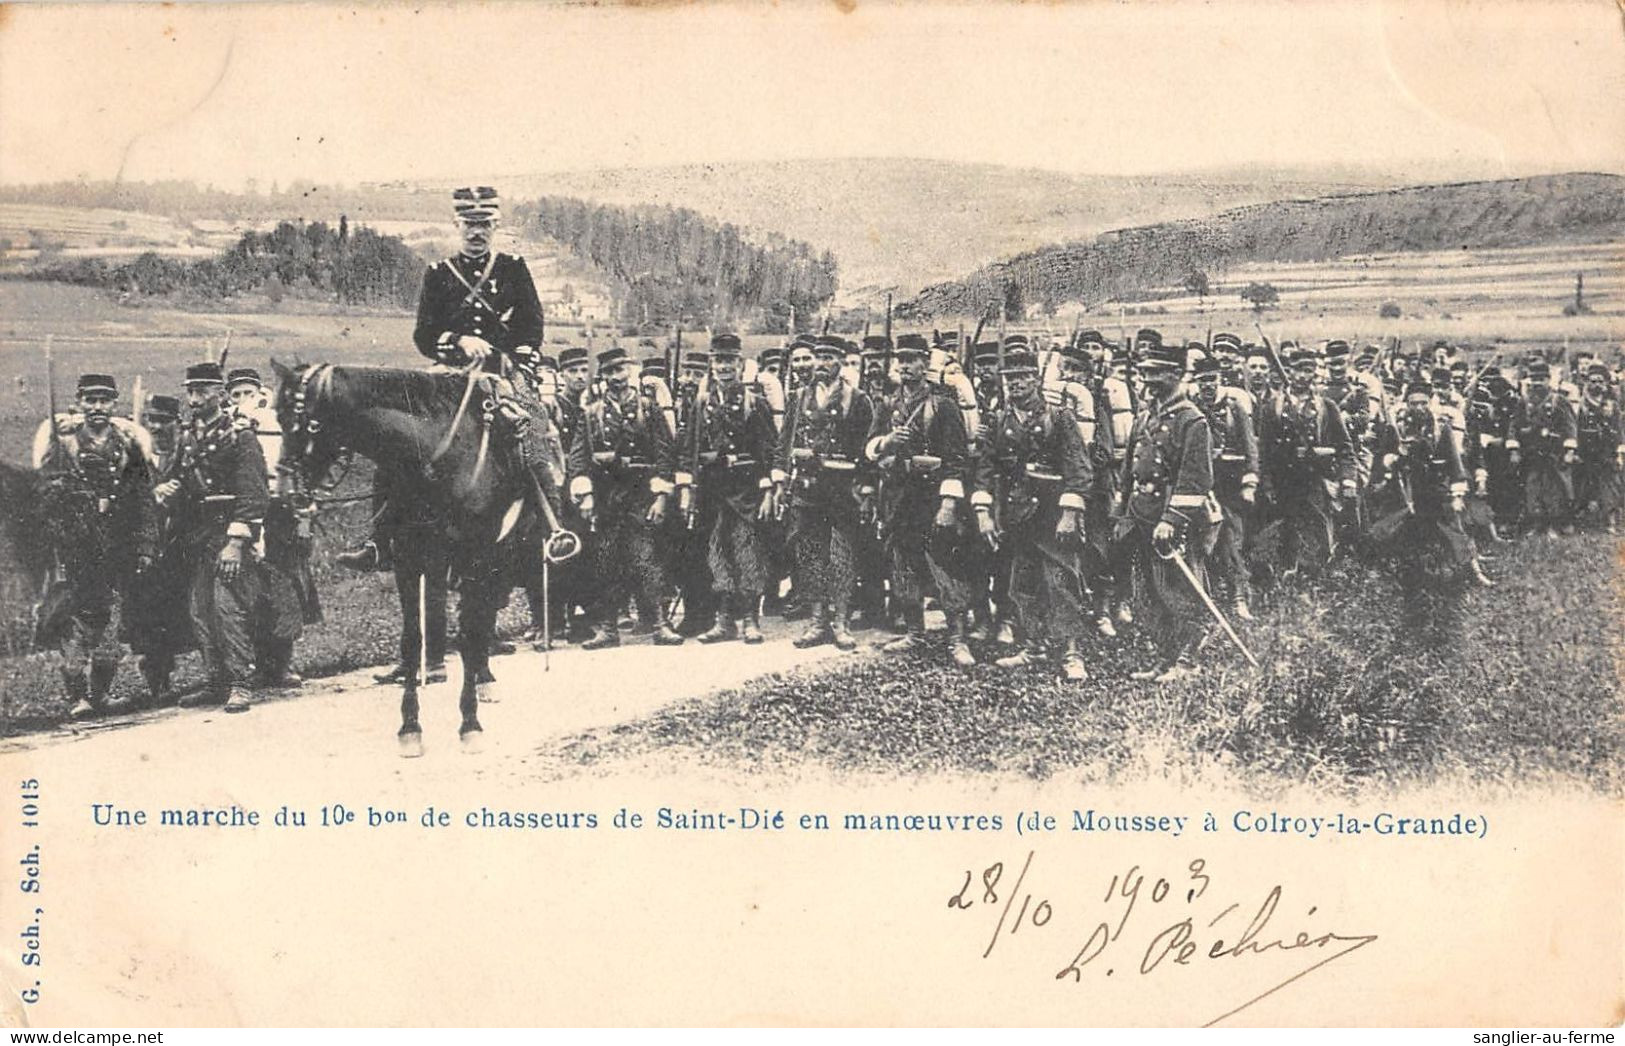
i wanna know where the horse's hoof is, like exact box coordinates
[459,727,484,752]
[397,732,424,759]
[476,682,499,704]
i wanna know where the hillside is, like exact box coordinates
[500,159,1395,300]
[898,173,1625,321]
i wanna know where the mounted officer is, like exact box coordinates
[33,373,158,718]
[338,185,547,573]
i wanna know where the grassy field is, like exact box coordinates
[536,532,1623,795]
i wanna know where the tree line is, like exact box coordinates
[515,197,837,331]
[17,218,426,307]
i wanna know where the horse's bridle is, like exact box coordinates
[280,364,350,499]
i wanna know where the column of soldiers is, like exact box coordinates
[34,184,1623,716]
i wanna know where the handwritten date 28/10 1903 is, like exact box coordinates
[946,851,1379,1026]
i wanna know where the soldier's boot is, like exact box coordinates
[223,685,253,714]
[336,540,392,573]
[829,597,859,651]
[89,657,118,711]
[65,670,95,720]
[948,616,977,668]
[140,653,174,707]
[581,621,622,650]
[257,642,303,689]
[1093,592,1118,638]
[652,618,685,646]
[1112,600,1134,627]
[1060,642,1088,682]
[883,605,926,654]
[794,603,833,648]
[698,598,740,644]
[740,608,765,645]
[177,684,224,708]
[994,619,1016,646]
[1230,583,1255,623]
[993,646,1035,670]
[967,602,993,642]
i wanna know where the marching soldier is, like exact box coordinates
[34,373,158,718]
[1468,369,1523,533]
[970,342,1093,681]
[1255,343,1357,576]
[670,349,720,636]
[1113,341,1217,683]
[227,367,315,690]
[781,336,875,650]
[1190,352,1259,620]
[1573,361,1623,533]
[865,333,975,665]
[1055,335,1121,635]
[166,361,269,713]
[1508,358,1576,536]
[1367,379,1475,629]
[124,393,193,704]
[683,333,779,644]
[570,345,684,648]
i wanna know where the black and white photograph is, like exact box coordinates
[0,0,1619,1030]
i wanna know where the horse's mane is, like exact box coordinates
[315,365,472,417]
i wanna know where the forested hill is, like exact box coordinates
[897,173,1625,321]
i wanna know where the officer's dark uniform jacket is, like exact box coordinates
[970,396,1092,534]
[36,418,159,595]
[1508,388,1576,460]
[171,411,270,552]
[1194,388,1258,501]
[680,380,779,522]
[1256,391,1357,504]
[1117,393,1214,531]
[779,379,875,513]
[865,381,970,524]
[1372,414,1469,517]
[1576,391,1624,471]
[569,386,677,517]
[413,251,544,371]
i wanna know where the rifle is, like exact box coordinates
[43,334,62,466]
[881,292,893,394]
[217,327,234,371]
[1252,321,1290,383]
[131,375,144,428]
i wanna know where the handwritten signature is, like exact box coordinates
[946,851,1379,1026]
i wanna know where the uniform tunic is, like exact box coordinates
[1194,388,1258,600]
[1255,391,1356,573]
[1574,391,1624,524]
[681,380,778,603]
[570,386,678,627]
[1114,393,1215,661]
[1508,390,1576,525]
[413,252,544,371]
[972,394,1093,646]
[779,378,874,622]
[1368,414,1473,585]
[866,381,973,614]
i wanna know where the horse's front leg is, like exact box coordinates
[398,678,423,758]
[457,584,496,747]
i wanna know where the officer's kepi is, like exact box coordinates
[185,362,225,386]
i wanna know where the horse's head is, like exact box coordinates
[270,358,347,496]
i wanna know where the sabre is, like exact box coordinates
[419,573,429,684]
[1168,547,1259,669]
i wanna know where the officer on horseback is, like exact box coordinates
[339,185,546,572]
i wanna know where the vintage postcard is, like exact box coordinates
[0,0,1620,1028]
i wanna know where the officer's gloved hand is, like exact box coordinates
[757,490,776,522]
[1450,495,1465,515]
[1474,469,1489,496]
[457,335,494,365]
[154,479,181,504]
[1241,481,1257,505]
[933,497,958,531]
[887,426,914,455]
[1563,448,1577,465]
[645,492,669,525]
[856,490,876,527]
[578,493,597,530]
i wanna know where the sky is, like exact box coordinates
[1,0,1621,187]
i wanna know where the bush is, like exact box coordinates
[1379,302,1402,319]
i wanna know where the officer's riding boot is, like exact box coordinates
[65,669,94,720]
[1060,640,1088,682]
[948,614,977,667]
[882,605,926,654]
[794,602,833,648]
[698,596,740,644]
[89,657,118,711]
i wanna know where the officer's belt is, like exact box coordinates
[790,449,857,471]
[591,452,653,472]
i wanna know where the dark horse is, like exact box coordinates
[271,361,571,756]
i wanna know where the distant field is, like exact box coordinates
[964,241,1625,353]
